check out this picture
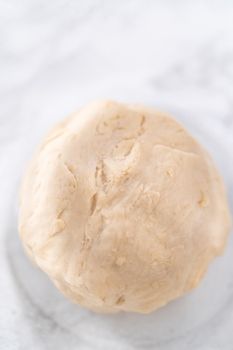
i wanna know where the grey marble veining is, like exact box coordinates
[0,1,233,349]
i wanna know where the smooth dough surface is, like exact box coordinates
[19,100,231,313]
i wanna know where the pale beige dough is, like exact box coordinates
[19,100,231,313]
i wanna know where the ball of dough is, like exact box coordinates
[19,100,231,313]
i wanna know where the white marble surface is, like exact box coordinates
[0,1,233,349]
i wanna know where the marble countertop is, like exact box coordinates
[0,1,233,349]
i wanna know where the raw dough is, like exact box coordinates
[19,100,231,313]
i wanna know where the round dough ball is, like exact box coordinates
[19,100,231,313]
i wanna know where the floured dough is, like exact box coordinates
[19,100,231,313]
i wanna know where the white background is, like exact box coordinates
[0,1,233,349]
